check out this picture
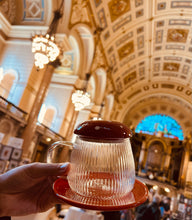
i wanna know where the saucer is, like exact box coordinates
[53,178,148,211]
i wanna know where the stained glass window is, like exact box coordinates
[135,114,184,140]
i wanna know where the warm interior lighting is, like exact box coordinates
[164,187,170,193]
[72,90,91,111]
[32,34,60,69]
[92,117,102,120]
[32,0,64,69]
[72,73,91,111]
[153,185,158,190]
[46,137,52,142]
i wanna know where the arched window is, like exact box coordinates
[0,73,16,99]
[146,141,164,169]
[38,104,57,128]
[135,114,184,140]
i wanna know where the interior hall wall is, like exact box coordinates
[0,41,34,105]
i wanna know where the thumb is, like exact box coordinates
[25,162,70,178]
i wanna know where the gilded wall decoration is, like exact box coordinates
[120,54,135,67]
[163,63,180,72]
[107,46,114,54]
[139,67,145,77]
[115,79,123,93]
[185,59,192,64]
[155,46,162,51]
[98,8,107,29]
[118,41,134,60]
[109,54,116,67]
[70,0,90,26]
[156,20,164,27]
[166,45,185,50]
[108,0,130,22]
[123,71,136,85]
[136,9,143,18]
[91,46,105,71]
[103,31,110,40]
[138,51,144,56]
[169,19,191,26]
[0,0,16,23]
[112,14,131,32]
[94,0,102,7]
[23,0,44,21]
[137,26,144,34]
[156,30,163,44]
[115,31,133,47]
[157,2,166,10]
[60,53,74,70]
[167,29,189,43]
[137,35,144,49]
[154,63,160,72]
[171,1,192,8]
[135,0,143,7]
[164,56,182,61]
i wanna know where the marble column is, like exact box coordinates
[59,93,79,141]
[21,64,55,158]
[19,65,45,113]
[138,140,147,173]
[179,138,191,188]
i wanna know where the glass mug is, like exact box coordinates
[47,120,135,200]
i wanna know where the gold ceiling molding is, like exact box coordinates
[108,0,130,22]
[121,97,192,136]
[0,0,16,24]
[167,29,189,43]
[69,0,92,28]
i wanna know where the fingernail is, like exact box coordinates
[59,162,69,171]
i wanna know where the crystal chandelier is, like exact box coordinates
[32,1,64,69]
[71,27,103,111]
[72,73,91,111]
[72,90,91,111]
[32,34,60,69]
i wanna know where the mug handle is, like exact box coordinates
[47,141,73,163]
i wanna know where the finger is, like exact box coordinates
[25,162,70,178]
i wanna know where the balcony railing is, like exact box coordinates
[36,122,65,141]
[0,95,28,121]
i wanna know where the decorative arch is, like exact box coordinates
[38,104,57,128]
[43,106,57,128]
[0,119,14,144]
[103,94,114,120]
[70,24,94,79]
[135,114,184,141]
[92,68,107,105]
[145,138,167,172]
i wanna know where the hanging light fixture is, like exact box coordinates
[72,73,91,111]
[32,34,60,69]
[72,90,91,111]
[72,27,103,111]
[32,0,64,69]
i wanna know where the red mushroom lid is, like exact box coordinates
[74,120,132,141]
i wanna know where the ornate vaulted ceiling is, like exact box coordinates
[0,0,192,137]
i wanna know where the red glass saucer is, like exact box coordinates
[53,178,148,211]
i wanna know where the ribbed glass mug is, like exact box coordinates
[47,120,135,200]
